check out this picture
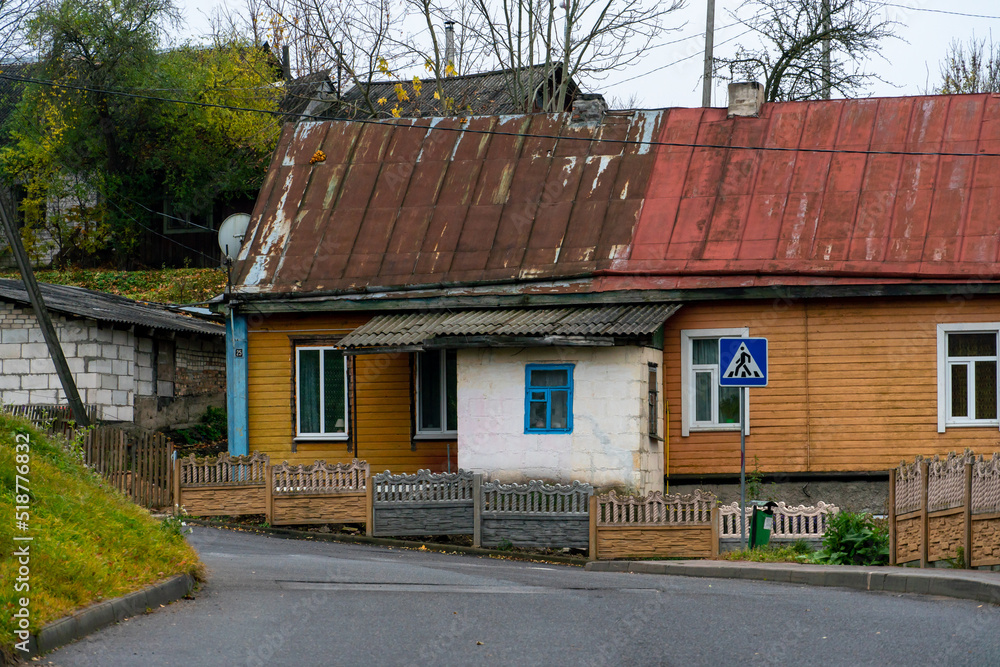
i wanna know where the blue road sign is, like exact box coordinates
[719,338,768,387]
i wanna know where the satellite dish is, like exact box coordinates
[218,213,251,261]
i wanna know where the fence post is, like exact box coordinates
[588,495,598,561]
[472,473,482,548]
[888,468,896,566]
[964,461,973,569]
[265,464,274,526]
[365,474,374,537]
[711,505,720,559]
[173,457,182,517]
[920,459,929,568]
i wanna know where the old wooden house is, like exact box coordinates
[222,84,1000,506]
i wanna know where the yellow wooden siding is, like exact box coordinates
[665,295,1000,477]
[246,313,455,472]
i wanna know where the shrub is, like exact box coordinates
[806,510,889,566]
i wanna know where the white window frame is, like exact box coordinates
[415,350,457,438]
[681,327,749,436]
[936,323,1000,432]
[295,346,350,441]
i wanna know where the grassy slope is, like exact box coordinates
[0,267,226,304]
[0,414,202,655]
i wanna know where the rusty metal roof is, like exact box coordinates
[0,280,225,336]
[338,304,679,348]
[234,94,1000,301]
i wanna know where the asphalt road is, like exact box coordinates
[46,526,1000,666]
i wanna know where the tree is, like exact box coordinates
[1,0,282,266]
[715,0,897,103]
[936,37,1000,95]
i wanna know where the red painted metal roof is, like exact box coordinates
[233,94,1000,299]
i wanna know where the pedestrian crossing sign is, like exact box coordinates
[719,338,768,387]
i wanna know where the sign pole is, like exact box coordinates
[740,385,746,550]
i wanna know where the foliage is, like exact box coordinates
[0,0,281,267]
[722,540,813,562]
[936,37,1000,94]
[716,0,897,102]
[0,412,202,657]
[805,510,888,566]
[747,456,763,501]
[0,266,227,303]
[169,406,228,457]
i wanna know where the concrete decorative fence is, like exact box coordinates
[591,490,718,560]
[718,501,838,549]
[268,459,370,526]
[174,452,269,516]
[371,469,476,537]
[890,451,1000,568]
[479,479,593,549]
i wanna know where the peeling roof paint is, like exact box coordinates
[233,94,1000,300]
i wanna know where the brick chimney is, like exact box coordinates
[727,82,764,118]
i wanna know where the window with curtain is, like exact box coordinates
[688,335,741,430]
[648,362,659,437]
[296,346,348,438]
[945,331,998,426]
[524,364,574,434]
[416,349,458,435]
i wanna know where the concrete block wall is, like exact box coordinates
[457,345,665,494]
[0,302,134,421]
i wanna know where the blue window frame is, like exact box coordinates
[524,364,574,434]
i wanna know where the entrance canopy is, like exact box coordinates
[338,304,680,354]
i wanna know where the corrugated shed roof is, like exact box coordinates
[338,304,679,347]
[234,94,1000,301]
[0,280,225,336]
[336,66,577,118]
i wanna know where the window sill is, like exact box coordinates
[413,432,458,441]
[294,435,350,443]
[686,425,742,434]
[943,422,1000,429]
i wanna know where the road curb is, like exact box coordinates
[183,518,589,566]
[584,560,1000,605]
[17,573,195,661]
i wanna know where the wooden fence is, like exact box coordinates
[890,451,1000,568]
[591,490,719,560]
[4,403,99,437]
[479,479,593,549]
[84,426,173,509]
[269,460,369,526]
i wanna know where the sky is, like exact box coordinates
[174,0,1000,109]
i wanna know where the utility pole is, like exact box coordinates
[0,191,90,427]
[702,0,716,107]
[821,0,831,99]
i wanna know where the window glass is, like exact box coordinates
[951,364,969,418]
[949,333,997,357]
[446,350,458,431]
[419,350,442,430]
[976,360,997,420]
[695,371,712,422]
[529,401,547,429]
[299,350,321,433]
[719,387,740,424]
[323,350,346,433]
[550,391,569,429]
[692,339,718,365]
[531,369,569,387]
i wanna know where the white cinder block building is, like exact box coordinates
[0,279,225,426]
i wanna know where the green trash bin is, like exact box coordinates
[748,501,778,549]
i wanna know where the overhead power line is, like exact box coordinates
[865,1,1000,21]
[4,71,1000,159]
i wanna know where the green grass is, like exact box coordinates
[721,541,814,563]
[0,267,226,304]
[0,413,202,658]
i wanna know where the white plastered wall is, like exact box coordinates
[457,345,664,494]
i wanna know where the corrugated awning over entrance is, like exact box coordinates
[338,304,680,352]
